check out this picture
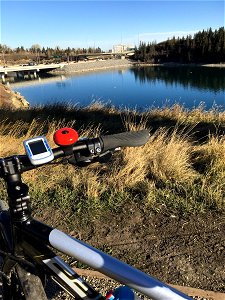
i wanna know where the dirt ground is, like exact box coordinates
[58,203,225,293]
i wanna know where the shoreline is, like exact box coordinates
[52,59,134,75]
[0,83,29,109]
[134,62,225,68]
[52,59,225,75]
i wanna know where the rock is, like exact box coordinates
[0,83,29,109]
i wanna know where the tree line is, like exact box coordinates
[134,27,225,64]
[0,44,102,55]
[1,27,224,64]
[0,44,103,64]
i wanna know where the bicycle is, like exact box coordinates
[0,127,193,300]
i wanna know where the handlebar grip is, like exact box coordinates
[100,130,150,151]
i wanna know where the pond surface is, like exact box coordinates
[10,66,225,110]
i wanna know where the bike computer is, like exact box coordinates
[23,136,54,165]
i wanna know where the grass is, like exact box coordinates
[0,102,225,229]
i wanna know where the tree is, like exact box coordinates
[66,47,71,62]
[0,44,10,65]
[30,44,41,63]
[134,27,225,64]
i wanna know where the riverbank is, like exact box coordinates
[162,62,225,68]
[51,59,225,76]
[52,58,134,74]
[202,63,225,67]
[135,62,225,68]
[0,83,29,108]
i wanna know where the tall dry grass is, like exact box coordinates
[147,103,225,124]
[0,103,225,229]
[1,112,224,225]
[106,127,196,190]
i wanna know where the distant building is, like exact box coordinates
[112,44,134,53]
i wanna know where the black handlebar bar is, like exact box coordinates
[0,130,150,177]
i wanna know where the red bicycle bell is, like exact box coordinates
[53,128,79,146]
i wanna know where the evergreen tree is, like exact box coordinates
[134,27,225,64]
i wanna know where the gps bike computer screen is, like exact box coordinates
[23,136,54,166]
[29,140,48,155]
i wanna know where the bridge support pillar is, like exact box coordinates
[1,74,5,83]
[17,71,25,79]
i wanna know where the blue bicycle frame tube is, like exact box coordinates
[49,229,193,300]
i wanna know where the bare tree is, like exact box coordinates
[0,44,10,65]
[30,44,41,63]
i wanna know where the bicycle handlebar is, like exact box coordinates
[0,130,150,176]
[100,130,150,151]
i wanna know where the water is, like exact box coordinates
[9,66,225,110]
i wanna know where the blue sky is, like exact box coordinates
[1,1,224,51]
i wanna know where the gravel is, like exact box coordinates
[47,276,215,300]
[52,59,133,74]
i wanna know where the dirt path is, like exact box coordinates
[89,214,225,292]
[40,204,225,297]
[67,208,225,293]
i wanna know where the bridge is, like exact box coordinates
[65,50,135,62]
[0,63,65,83]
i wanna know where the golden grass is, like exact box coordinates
[106,128,196,191]
[0,105,225,219]
[147,103,225,124]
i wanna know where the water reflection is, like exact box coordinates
[9,66,225,110]
[9,74,67,88]
[130,66,225,92]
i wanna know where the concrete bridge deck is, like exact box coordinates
[0,63,65,83]
[0,63,65,74]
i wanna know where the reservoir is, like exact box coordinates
[9,65,225,110]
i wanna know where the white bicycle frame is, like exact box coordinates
[47,228,193,300]
[1,204,193,300]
